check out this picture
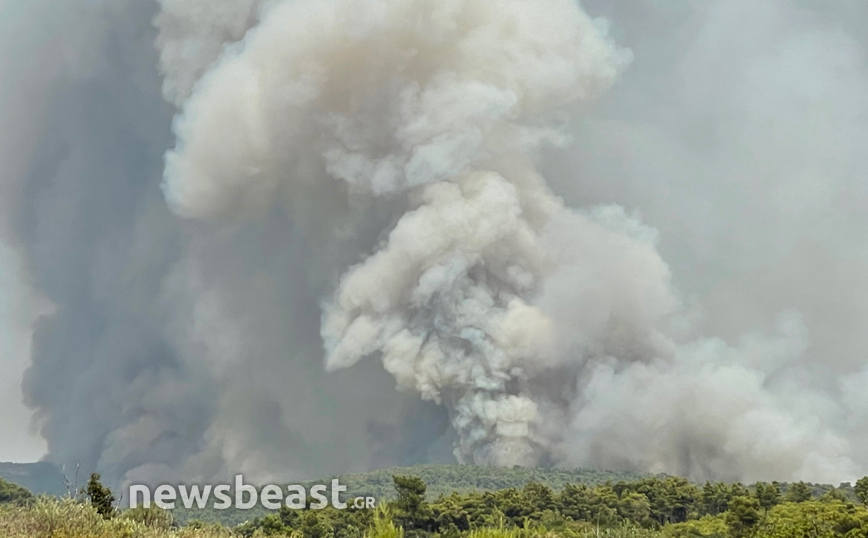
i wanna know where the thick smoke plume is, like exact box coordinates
[3,0,868,487]
[161,0,865,482]
[162,0,634,468]
[1,0,439,488]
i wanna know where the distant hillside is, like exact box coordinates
[173,464,651,526]
[310,464,650,501]
[0,462,67,497]
[0,461,646,506]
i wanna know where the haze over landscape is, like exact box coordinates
[2,0,868,491]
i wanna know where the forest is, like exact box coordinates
[3,466,868,537]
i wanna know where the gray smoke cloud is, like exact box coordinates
[1,0,447,488]
[161,0,634,468]
[160,0,868,483]
[2,0,868,487]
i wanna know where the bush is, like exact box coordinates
[0,477,34,506]
[0,497,239,538]
[121,504,175,530]
[662,515,727,537]
[366,505,404,538]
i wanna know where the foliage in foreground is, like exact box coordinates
[0,476,34,506]
[173,465,650,527]
[0,497,236,538]
[234,473,868,538]
[5,471,868,538]
[4,493,868,538]
[0,497,657,538]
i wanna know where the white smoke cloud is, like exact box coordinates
[161,0,866,483]
[162,0,630,468]
[154,0,266,105]
[6,0,868,488]
[2,0,438,488]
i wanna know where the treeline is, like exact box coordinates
[5,471,868,537]
[233,474,868,538]
[0,462,68,497]
[308,465,648,501]
[174,465,648,527]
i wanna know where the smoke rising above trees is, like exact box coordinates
[2,0,868,487]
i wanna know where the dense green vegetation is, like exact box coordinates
[85,472,118,519]
[231,474,868,538]
[0,476,34,506]
[5,468,868,537]
[174,465,649,527]
[173,465,860,528]
[310,465,650,501]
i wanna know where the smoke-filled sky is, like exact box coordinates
[2,0,868,487]
[0,243,46,462]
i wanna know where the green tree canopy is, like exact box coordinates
[393,475,434,536]
[83,473,116,519]
[785,482,813,503]
[0,477,34,506]
[855,476,868,506]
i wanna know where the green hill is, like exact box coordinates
[309,464,649,500]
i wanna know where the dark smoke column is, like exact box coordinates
[0,0,217,486]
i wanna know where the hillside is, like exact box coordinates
[0,462,67,497]
[309,464,650,500]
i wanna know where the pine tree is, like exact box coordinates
[84,473,116,519]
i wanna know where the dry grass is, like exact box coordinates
[0,497,288,538]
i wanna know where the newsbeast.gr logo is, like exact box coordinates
[130,476,376,511]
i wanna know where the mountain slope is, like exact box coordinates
[0,462,68,497]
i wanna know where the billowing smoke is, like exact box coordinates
[1,0,447,488]
[160,0,865,482]
[162,0,634,468]
[3,0,868,487]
